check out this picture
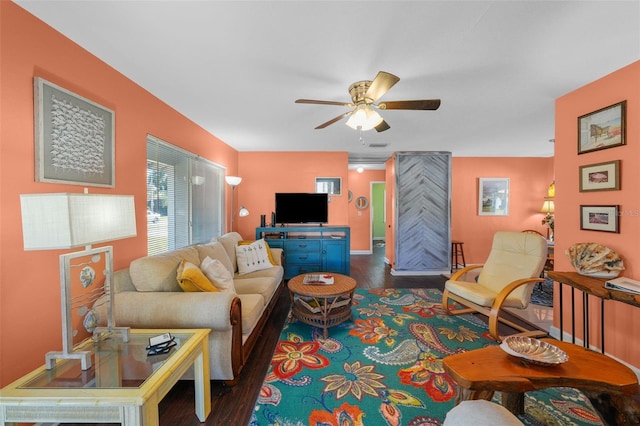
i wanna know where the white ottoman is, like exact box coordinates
[443,400,524,425]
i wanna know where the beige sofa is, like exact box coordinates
[96,232,285,384]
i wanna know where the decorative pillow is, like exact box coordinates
[176,259,219,292]
[235,239,273,274]
[239,239,277,265]
[201,256,235,293]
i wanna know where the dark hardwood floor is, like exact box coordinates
[64,245,531,426]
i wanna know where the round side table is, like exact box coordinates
[288,272,356,338]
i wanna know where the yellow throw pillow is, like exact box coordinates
[239,239,276,265]
[176,259,219,292]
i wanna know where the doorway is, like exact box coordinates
[371,182,386,249]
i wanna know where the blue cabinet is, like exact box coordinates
[256,226,350,280]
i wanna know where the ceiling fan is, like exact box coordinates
[295,71,441,132]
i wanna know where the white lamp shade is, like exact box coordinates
[239,206,250,217]
[20,193,137,250]
[540,200,555,214]
[225,176,242,186]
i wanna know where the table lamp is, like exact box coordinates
[20,192,137,369]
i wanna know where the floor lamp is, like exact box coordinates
[20,192,137,369]
[225,176,242,232]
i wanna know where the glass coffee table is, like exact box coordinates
[288,272,356,338]
[0,328,210,426]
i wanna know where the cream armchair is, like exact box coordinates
[442,231,547,341]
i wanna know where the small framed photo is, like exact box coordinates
[478,178,509,216]
[578,101,626,155]
[315,177,342,195]
[579,160,620,192]
[580,205,619,233]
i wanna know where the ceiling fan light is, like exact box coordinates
[346,104,382,131]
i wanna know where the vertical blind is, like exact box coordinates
[146,135,224,255]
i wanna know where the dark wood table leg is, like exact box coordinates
[501,392,525,415]
[583,390,640,425]
[455,387,495,405]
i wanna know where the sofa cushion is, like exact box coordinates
[201,256,236,293]
[236,240,273,274]
[234,277,277,304]
[235,264,284,286]
[240,239,277,265]
[236,293,265,337]
[176,260,219,292]
[130,246,199,292]
[215,232,243,272]
[196,241,234,275]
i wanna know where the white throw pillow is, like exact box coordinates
[235,239,273,275]
[201,256,236,293]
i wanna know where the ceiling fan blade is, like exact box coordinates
[378,99,441,110]
[365,71,400,103]
[375,120,390,132]
[315,111,353,129]
[296,99,354,107]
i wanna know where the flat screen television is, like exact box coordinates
[275,193,328,224]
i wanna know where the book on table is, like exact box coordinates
[303,274,334,285]
[605,277,640,295]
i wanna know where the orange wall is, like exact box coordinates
[555,60,640,366]
[347,169,386,252]
[451,157,554,263]
[236,152,350,239]
[0,2,238,386]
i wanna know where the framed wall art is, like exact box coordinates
[578,101,626,155]
[315,177,342,195]
[579,160,620,192]
[34,77,115,187]
[580,205,619,233]
[478,178,509,216]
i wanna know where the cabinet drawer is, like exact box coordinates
[264,239,284,249]
[285,251,321,264]
[286,264,322,278]
[284,240,321,252]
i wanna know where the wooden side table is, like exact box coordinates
[288,272,356,338]
[442,338,639,423]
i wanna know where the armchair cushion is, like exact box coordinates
[476,231,546,306]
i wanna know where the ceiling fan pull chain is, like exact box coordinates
[358,127,365,145]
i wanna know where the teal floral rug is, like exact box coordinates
[250,288,603,426]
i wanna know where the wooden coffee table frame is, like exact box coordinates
[288,273,356,338]
[443,338,640,423]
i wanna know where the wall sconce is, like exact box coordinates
[20,192,137,369]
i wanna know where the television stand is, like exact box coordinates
[256,226,350,280]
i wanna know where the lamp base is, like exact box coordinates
[93,326,130,343]
[46,350,92,370]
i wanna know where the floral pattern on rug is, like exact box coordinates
[250,288,603,426]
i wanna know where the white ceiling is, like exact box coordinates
[14,1,640,164]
